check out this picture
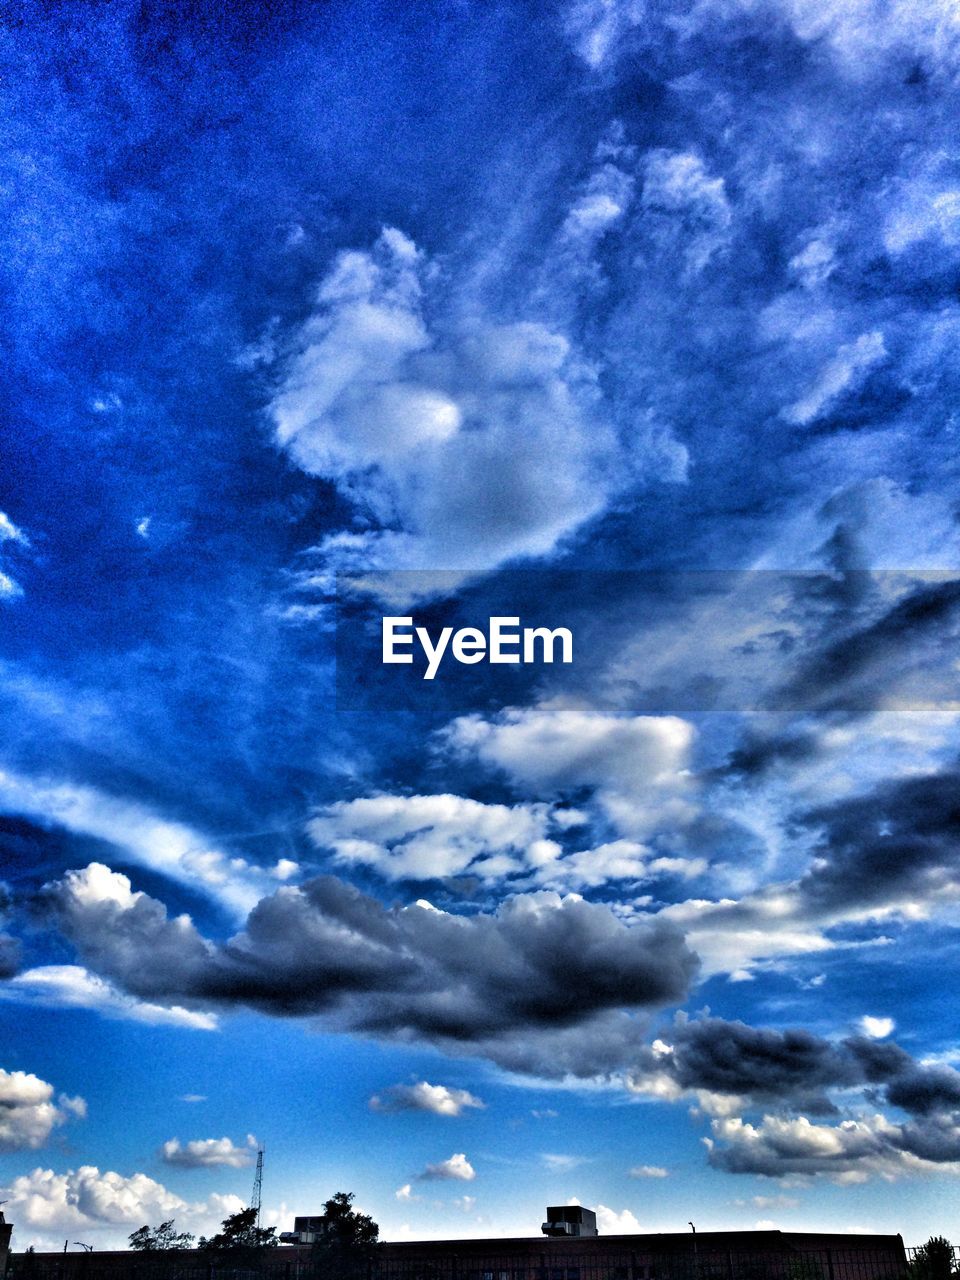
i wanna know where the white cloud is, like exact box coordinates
[3,1165,190,1231]
[740,1195,799,1209]
[534,839,705,891]
[161,1136,257,1169]
[782,331,886,426]
[308,786,701,890]
[269,228,622,577]
[0,771,274,917]
[2,1169,255,1251]
[445,703,692,795]
[859,1016,895,1040]
[0,513,27,545]
[565,0,960,76]
[629,1164,668,1178]
[541,1153,587,1172]
[395,1184,419,1202]
[418,1153,476,1182]
[704,1112,942,1182]
[0,511,28,599]
[564,0,646,68]
[443,702,696,838]
[6,964,218,1031]
[0,1069,85,1152]
[594,1204,643,1233]
[369,1081,485,1117]
[641,150,732,274]
[308,793,552,881]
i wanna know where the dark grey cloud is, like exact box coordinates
[719,727,822,782]
[654,1016,960,1177]
[798,765,960,914]
[0,884,21,980]
[885,1065,960,1117]
[677,758,960,961]
[661,1017,960,1124]
[39,863,697,1075]
[774,577,960,719]
[668,1017,857,1115]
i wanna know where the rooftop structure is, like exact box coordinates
[542,1207,598,1238]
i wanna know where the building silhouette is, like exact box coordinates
[4,1208,908,1280]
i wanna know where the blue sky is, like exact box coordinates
[2,0,960,1253]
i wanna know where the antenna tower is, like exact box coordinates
[251,1148,263,1228]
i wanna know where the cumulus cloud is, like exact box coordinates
[633,1016,960,1118]
[594,1205,642,1233]
[860,1017,895,1040]
[0,1169,250,1250]
[705,1113,906,1181]
[308,794,552,882]
[442,702,696,839]
[41,864,698,1076]
[307,790,701,889]
[653,1017,858,1116]
[531,840,705,892]
[161,1136,258,1169]
[369,1081,485,1117]
[628,1015,960,1179]
[3,1165,190,1231]
[629,1165,668,1178]
[796,765,960,918]
[444,703,693,796]
[0,1069,86,1152]
[418,1152,475,1182]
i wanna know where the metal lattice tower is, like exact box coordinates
[250,1149,263,1228]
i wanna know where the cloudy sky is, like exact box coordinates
[2,0,960,1253]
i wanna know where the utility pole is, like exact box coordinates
[689,1223,698,1280]
[251,1148,264,1229]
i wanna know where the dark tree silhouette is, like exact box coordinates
[911,1238,956,1280]
[128,1221,195,1251]
[199,1207,277,1253]
[310,1193,379,1280]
